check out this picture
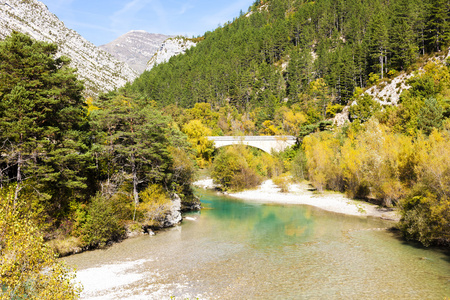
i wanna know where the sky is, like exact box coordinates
[42,0,255,46]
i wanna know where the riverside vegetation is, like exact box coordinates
[1,0,450,297]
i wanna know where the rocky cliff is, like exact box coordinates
[100,30,171,73]
[0,0,138,96]
[146,37,196,71]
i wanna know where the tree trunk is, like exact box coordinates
[379,52,384,79]
[132,155,139,221]
[14,151,22,209]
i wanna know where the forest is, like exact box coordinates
[1,0,450,297]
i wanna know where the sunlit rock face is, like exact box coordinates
[100,30,171,73]
[146,37,196,71]
[0,0,138,96]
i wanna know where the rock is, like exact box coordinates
[181,195,202,211]
[333,106,350,127]
[126,226,143,238]
[363,73,414,106]
[163,193,182,227]
[146,37,196,71]
[100,31,171,73]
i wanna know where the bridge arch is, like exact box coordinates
[207,136,297,154]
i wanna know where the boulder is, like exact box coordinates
[163,194,182,227]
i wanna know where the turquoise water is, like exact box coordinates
[64,191,450,299]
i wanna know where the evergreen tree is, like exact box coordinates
[91,93,179,220]
[426,0,450,52]
[389,0,419,70]
[367,8,389,78]
[0,32,89,207]
[418,97,444,134]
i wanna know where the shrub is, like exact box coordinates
[81,193,125,248]
[138,184,172,228]
[0,187,81,299]
[229,167,262,191]
[273,175,290,193]
[398,191,450,247]
[211,145,263,191]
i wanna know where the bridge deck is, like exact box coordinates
[207,136,297,141]
[206,136,297,153]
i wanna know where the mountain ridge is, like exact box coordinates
[0,0,139,96]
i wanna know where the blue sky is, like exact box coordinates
[42,0,255,46]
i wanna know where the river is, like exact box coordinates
[63,190,450,299]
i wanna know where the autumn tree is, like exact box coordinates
[182,120,215,168]
[0,188,81,299]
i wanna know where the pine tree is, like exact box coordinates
[0,32,88,206]
[367,8,389,79]
[426,0,450,52]
[91,93,176,220]
[417,97,444,134]
[389,0,419,70]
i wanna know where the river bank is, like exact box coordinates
[194,178,400,221]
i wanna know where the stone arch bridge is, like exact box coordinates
[207,136,297,153]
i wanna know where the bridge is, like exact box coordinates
[207,136,297,153]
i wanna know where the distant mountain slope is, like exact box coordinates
[0,0,138,96]
[146,37,196,71]
[100,31,171,73]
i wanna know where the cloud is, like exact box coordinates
[177,1,194,15]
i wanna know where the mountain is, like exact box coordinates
[100,31,171,73]
[0,0,138,96]
[146,37,196,71]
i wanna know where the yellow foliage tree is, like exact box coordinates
[303,131,341,192]
[84,97,99,116]
[0,188,81,299]
[138,184,172,228]
[182,119,215,168]
[260,120,279,135]
[282,109,307,135]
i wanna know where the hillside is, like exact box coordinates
[100,30,171,73]
[130,0,448,116]
[0,0,138,96]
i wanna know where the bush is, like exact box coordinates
[138,184,172,228]
[0,187,81,299]
[211,145,263,191]
[398,191,450,247]
[273,175,290,193]
[81,193,125,248]
[230,167,262,191]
